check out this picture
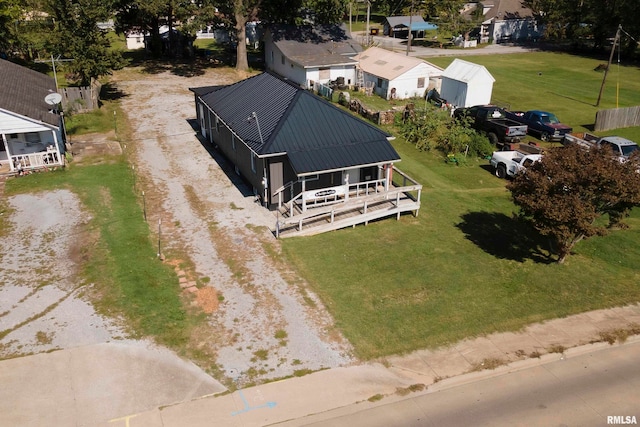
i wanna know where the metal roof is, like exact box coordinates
[385,15,424,27]
[192,72,399,175]
[0,59,60,127]
[441,58,495,84]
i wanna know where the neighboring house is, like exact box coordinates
[190,72,421,237]
[353,47,443,100]
[439,58,495,108]
[469,0,542,43]
[126,30,146,50]
[196,22,262,48]
[0,59,65,174]
[383,15,425,38]
[264,24,361,89]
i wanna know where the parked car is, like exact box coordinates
[453,105,528,147]
[562,133,639,163]
[505,110,572,142]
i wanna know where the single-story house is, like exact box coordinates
[439,58,495,108]
[470,0,542,43]
[190,71,403,211]
[0,59,65,174]
[353,47,443,100]
[383,15,426,38]
[264,24,361,90]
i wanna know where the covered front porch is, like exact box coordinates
[0,126,64,175]
[274,166,422,238]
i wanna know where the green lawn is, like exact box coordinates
[281,51,640,360]
[7,51,639,364]
[426,52,640,139]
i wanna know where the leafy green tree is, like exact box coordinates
[0,0,21,54]
[114,0,199,58]
[49,0,125,85]
[507,144,640,263]
[400,105,491,157]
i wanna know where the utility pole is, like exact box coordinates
[596,24,621,107]
[366,0,371,46]
[406,0,414,56]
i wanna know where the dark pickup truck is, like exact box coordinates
[505,110,572,142]
[453,105,528,146]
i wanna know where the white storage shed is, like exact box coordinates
[440,59,495,108]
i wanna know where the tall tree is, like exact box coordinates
[0,0,23,55]
[507,145,640,263]
[49,0,124,85]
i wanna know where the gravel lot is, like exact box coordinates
[113,67,355,383]
[0,65,354,387]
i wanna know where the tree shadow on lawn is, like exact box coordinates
[457,211,555,263]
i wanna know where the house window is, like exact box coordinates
[319,67,330,80]
[215,116,220,133]
[377,78,383,88]
[232,135,236,151]
[281,54,285,65]
[26,132,41,143]
[270,51,274,64]
[251,152,257,173]
[417,77,425,88]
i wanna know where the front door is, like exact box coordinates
[269,161,284,204]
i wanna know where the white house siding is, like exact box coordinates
[386,63,436,100]
[440,59,494,108]
[489,18,542,43]
[363,63,436,100]
[265,44,307,87]
[306,65,357,87]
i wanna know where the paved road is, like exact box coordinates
[279,339,640,427]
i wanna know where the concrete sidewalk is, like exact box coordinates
[96,304,640,427]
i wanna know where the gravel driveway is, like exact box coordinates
[114,66,355,384]
[0,65,354,390]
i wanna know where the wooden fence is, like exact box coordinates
[59,80,101,113]
[594,106,640,132]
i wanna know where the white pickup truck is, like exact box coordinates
[562,133,639,163]
[490,146,543,179]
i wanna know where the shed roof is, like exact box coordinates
[0,59,60,127]
[385,15,424,27]
[354,47,442,81]
[441,58,495,84]
[191,72,399,175]
[267,24,361,68]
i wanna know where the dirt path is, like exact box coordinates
[114,67,355,385]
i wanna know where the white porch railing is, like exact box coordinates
[11,150,63,172]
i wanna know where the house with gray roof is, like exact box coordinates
[466,0,541,43]
[190,72,421,237]
[264,24,362,90]
[0,59,65,174]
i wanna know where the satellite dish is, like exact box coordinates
[45,92,62,105]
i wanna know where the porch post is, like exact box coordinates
[301,177,307,212]
[51,130,63,166]
[1,133,12,171]
[344,173,349,202]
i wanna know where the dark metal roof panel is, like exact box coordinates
[267,91,399,173]
[199,73,298,152]
[0,59,59,127]
[195,72,399,174]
